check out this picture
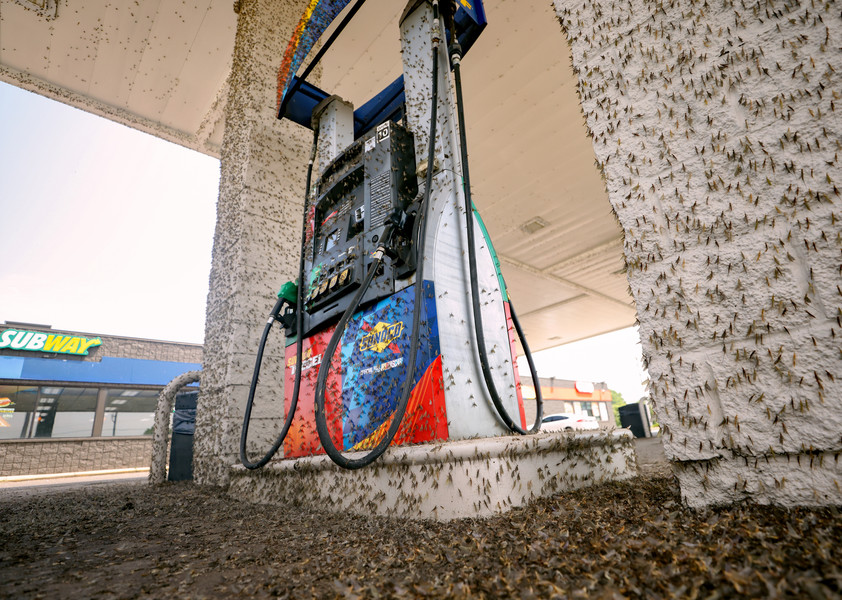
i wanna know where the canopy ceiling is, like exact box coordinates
[0,0,635,351]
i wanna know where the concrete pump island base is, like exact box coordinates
[228,430,636,520]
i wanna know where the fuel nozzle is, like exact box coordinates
[277,280,298,305]
[386,208,408,232]
[379,209,412,261]
[275,280,299,334]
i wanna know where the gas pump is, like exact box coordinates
[241,0,543,471]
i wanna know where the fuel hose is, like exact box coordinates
[312,1,443,470]
[445,8,543,435]
[239,127,320,469]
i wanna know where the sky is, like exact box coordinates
[0,81,648,404]
[0,82,219,343]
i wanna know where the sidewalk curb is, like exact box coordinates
[0,467,149,483]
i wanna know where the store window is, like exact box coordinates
[101,389,159,437]
[35,387,98,438]
[0,385,38,440]
[0,385,162,439]
[598,402,610,422]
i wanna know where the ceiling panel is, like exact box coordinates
[127,1,210,122]
[0,1,51,73]
[158,0,236,132]
[44,0,103,93]
[553,259,631,301]
[319,0,403,108]
[87,0,165,105]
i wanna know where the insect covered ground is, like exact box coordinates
[1,470,839,599]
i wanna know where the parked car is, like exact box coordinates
[541,412,599,432]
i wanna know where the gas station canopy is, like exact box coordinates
[0,0,635,352]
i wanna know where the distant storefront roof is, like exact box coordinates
[0,322,202,387]
[520,377,611,403]
[0,355,201,386]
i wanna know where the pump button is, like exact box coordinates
[319,280,329,295]
[328,275,338,290]
[338,268,350,286]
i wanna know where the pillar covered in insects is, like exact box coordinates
[193,0,313,486]
[556,0,842,507]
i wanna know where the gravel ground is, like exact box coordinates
[2,471,840,599]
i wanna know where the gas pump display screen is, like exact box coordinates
[324,229,341,252]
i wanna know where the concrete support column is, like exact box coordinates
[194,0,311,486]
[555,0,842,506]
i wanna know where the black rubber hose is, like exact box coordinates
[509,302,543,429]
[240,127,320,469]
[312,10,441,470]
[451,53,543,435]
[312,224,407,469]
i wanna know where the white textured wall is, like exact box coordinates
[556,0,842,506]
[194,0,312,486]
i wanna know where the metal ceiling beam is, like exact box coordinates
[498,254,633,310]
[516,293,588,319]
[541,238,623,275]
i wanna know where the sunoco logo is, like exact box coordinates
[359,321,404,353]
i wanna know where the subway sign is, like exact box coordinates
[0,329,102,356]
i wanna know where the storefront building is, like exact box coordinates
[0,322,201,477]
[520,377,614,427]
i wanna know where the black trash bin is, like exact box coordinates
[168,389,197,481]
[619,402,652,438]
